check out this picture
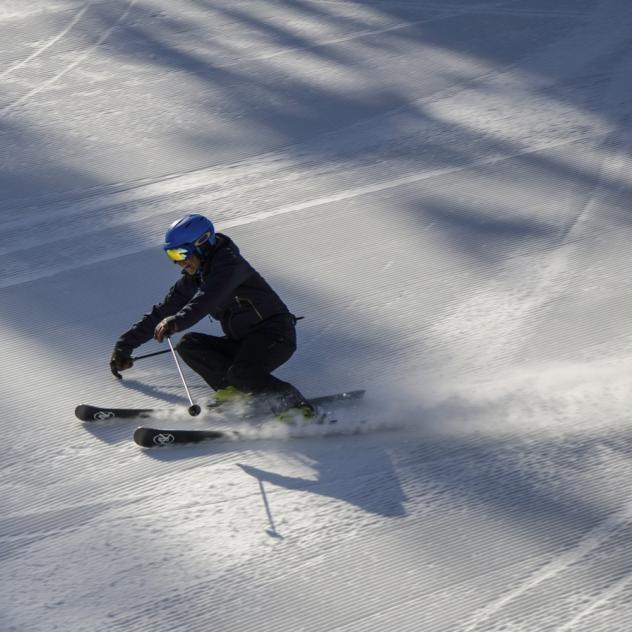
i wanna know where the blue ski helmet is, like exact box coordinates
[163,214,215,262]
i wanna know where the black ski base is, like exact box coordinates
[76,389,365,422]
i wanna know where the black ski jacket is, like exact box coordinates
[116,234,291,352]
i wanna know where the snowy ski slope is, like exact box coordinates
[3,0,632,630]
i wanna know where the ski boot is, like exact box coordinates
[213,386,253,412]
[272,394,319,425]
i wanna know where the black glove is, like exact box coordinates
[154,316,178,343]
[110,347,134,379]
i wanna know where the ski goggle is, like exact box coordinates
[164,230,213,262]
[165,245,194,262]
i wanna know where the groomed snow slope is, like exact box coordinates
[3,1,632,630]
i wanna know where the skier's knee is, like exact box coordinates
[175,332,198,357]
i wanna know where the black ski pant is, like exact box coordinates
[175,321,308,409]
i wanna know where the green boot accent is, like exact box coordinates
[276,405,317,424]
[214,385,252,404]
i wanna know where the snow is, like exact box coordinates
[3,0,632,630]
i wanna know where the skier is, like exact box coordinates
[109,213,314,419]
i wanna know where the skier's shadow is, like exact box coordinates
[237,433,407,534]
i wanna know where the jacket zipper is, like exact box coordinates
[235,295,264,321]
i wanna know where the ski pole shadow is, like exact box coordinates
[237,463,287,539]
[250,474,285,540]
[117,378,187,405]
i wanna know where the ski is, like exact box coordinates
[75,404,154,421]
[133,427,230,447]
[76,389,365,422]
[134,412,350,448]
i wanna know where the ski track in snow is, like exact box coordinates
[0,0,478,118]
[0,1,92,81]
[554,571,632,632]
[0,0,138,118]
[0,130,617,289]
[462,502,632,631]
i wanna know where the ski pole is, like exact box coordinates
[132,349,171,362]
[166,337,201,416]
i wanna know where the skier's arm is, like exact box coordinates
[115,280,190,353]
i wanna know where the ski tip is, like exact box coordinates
[134,427,169,448]
[75,404,155,422]
[308,389,366,407]
[75,404,96,422]
[344,389,366,399]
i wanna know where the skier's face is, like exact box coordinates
[177,253,201,276]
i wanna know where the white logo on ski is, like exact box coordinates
[153,433,175,446]
[94,411,115,420]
